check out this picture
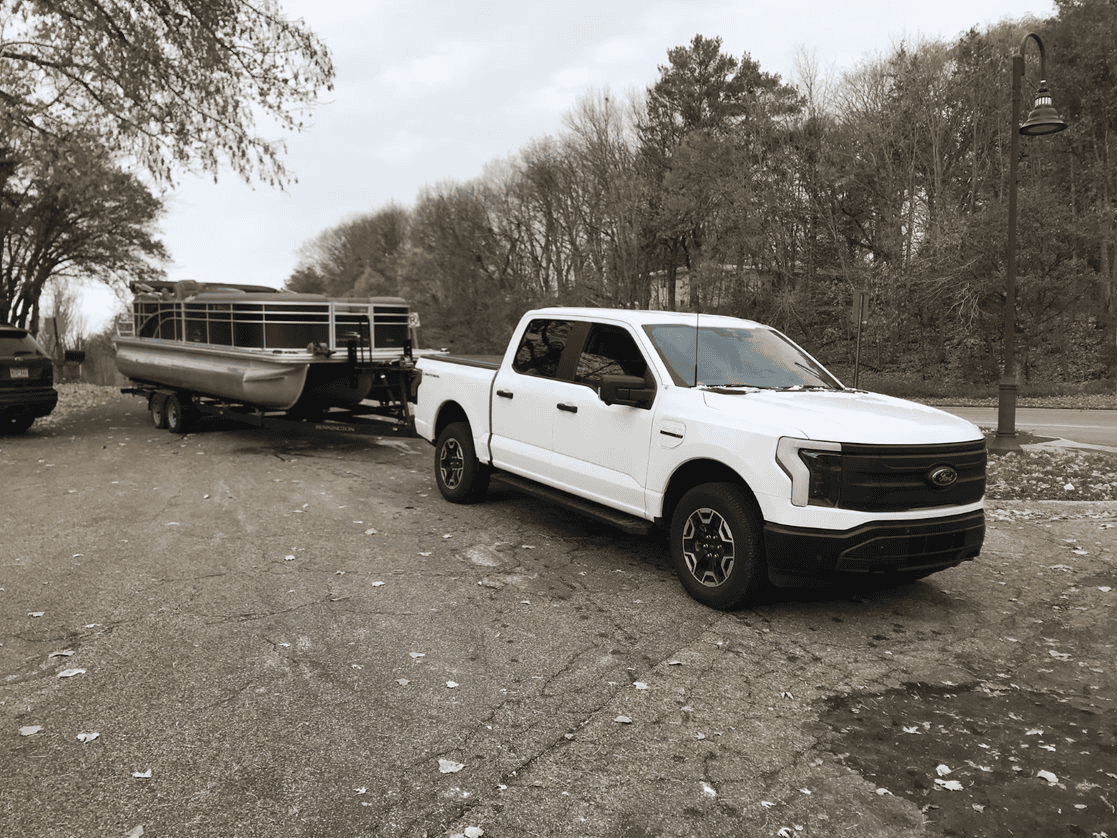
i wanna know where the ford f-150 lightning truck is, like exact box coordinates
[413,308,986,609]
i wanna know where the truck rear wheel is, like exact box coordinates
[435,421,489,503]
[670,482,767,610]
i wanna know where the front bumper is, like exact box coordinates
[763,509,984,587]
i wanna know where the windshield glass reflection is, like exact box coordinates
[644,324,842,390]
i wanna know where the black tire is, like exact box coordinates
[1,416,34,435]
[150,394,168,429]
[164,393,193,434]
[670,482,767,610]
[434,421,489,503]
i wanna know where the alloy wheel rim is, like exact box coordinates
[681,507,735,587]
[439,439,464,489]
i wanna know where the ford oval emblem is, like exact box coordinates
[928,465,959,488]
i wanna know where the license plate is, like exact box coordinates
[10,367,29,379]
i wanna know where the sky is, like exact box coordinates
[82,0,1059,329]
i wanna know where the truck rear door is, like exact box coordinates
[489,317,582,479]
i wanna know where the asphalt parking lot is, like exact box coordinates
[2,392,1115,837]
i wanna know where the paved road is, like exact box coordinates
[939,406,1117,449]
[3,393,1116,837]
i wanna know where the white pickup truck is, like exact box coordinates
[413,307,986,609]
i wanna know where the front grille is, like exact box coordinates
[838,440,986,512]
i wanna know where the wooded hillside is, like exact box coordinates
[288,1,1116,392]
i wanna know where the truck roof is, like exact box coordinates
[528,307,768,330]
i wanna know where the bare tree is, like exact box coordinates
[0,0,334,185]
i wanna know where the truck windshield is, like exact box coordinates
[644,323,842,390]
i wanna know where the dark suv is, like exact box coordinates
[0,324,58,433]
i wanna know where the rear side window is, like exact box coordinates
[512,319,575,378]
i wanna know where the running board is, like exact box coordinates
[491,472,656,536]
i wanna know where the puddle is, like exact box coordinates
[816,681,1117,836]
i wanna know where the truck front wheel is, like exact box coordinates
[435,422,489,503]
[670,483,767,610]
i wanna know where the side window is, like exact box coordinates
[511,319,574,378]
[574,324,648,390]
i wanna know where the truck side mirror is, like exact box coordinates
[599,374,655,409]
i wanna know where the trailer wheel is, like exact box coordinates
[670,482,767,610]
[435,421,489,503]
[150,394,168,429]
[164,393,193,434]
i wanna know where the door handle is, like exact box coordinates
[557,403,578,413]
[496,390,514,399]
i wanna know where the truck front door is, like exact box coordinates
[549,322,657,517]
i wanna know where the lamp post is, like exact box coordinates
[994,33,1067,451]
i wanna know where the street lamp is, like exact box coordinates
[994,33,1067,451]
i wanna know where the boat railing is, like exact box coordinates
[119,296,411,363]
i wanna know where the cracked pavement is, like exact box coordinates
[2,393,1115,837]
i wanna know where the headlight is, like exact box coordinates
[776,437,842,507]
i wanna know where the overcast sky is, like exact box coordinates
[84,0,1059,326]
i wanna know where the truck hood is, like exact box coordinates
[699,388,983,445]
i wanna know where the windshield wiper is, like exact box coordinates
[696,383,768,393]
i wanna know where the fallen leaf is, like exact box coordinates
[438,759,464,774]
[371,581,385,587]
[19,725,43,736]
[125,826,145,838]
[1037,769,1059,785]
[354,787,367,795]
[464,828,484,838]
[77,732,100,743]
[28,611,44,618]
[132,769,152,779]
[364,528,377,535]
[48,650,74,658]
[633,682,648,690]
[936,764,952,776]
[614,715,632,724]
[57,668,86,678]
[396,678,410,686]
[935,779,964,791]
[446,681,459,689]
[409,652,425,659]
